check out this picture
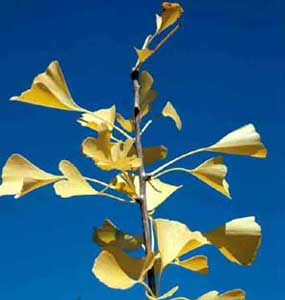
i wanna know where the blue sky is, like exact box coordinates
[0,0,284,299]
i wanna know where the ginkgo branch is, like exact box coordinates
[132,69,157,295]
[151,148,205,176]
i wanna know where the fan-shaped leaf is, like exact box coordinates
[197,289,245,300]
[207,124,267,158]
[177,255,208,275]
[11,61,85,112]
[139,71,158,117]
[156,2,184,34]
[82,132,141,171]
[162,101,182,130]
[78,105,116,132]
[0,154,60,199]
[180,217,261,265]
[92,248,156,289]
[204,217,261,265]
[93,219,143,251]
[54,160,97,198]
[129,145,168,166]
[154,219,193,270]
[189,156,230,198]
[138,178,182,211]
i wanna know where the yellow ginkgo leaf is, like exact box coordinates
[82,131,141,171]
[147,286,179,300]
[135,47,155,66]
[197,291,219,300]
[110,174,179,209]
[180,217,261,265]
[207,124,267,158]
[162,101,182,130]
[218,290,245,300]
[197,289,245,300]
[11,61,85,112]
[189,156,230,198]
[78,105,116,132]
[54,160,97,198]
[177,255,209,275]
[156,2,184,34]
[156,217,261,268]
[110,173,137,199]
[134,178,182,211]
[129,145,168,166]
[204,216,261,266]
[143,146,168,165]
[93,219,143,251]
[0,154,61,199]
[92,248,156,290]
[139,71,158,117]
[154,218,193,270]
[116,113,135,132]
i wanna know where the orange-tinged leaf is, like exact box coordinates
[156,2,184,33]
[11,61,85,112]
[0,154,61,199]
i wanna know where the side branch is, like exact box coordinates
[131,69,156,295]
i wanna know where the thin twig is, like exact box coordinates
[150,148,205,177]
[153,167,191,179]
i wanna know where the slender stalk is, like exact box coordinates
[150,148,205,177]
[131,69,156,295]
[153,167,191,179]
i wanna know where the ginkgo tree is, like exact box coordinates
[0,2,267,300]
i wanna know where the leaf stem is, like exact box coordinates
[84,176,112,189]
[153,167,190,179]
[131,69,157,295]
[151,148,205,177]
[98,192,131,203]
